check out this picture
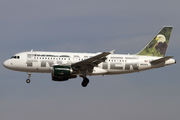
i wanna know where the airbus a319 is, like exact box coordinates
[3,26,176,87]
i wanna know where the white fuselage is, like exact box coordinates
[3,51,176,76]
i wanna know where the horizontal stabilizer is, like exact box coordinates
[150,56,173,64]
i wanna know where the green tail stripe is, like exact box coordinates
[137,26,173,57]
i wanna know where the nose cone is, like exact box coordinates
[3,60,11,69]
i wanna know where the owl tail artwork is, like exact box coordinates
[137,26,173,57]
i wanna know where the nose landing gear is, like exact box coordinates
[26,72,31,83]
[26,79,30,83]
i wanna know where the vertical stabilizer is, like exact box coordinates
[137,26,173,57]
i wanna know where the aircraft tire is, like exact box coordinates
[81,78,89,87]
[26,79,31,83]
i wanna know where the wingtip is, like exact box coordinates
[109,50,115,54]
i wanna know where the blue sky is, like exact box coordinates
[0,0,180,120]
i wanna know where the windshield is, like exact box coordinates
[11,56,20,59]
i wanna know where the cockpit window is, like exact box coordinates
[11,56,20,59]
[11,56,15,59]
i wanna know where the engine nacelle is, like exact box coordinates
[52,65,77,81]
[53,65,72,77]
[51,74,77,81]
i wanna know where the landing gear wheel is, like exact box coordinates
[26,79,31,83]
[26,72,31,84]
[81,78,89,87]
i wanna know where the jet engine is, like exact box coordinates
[52,65,77,81]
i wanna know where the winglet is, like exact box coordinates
[109,50,115,54]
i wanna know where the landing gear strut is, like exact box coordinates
[26,72,31,83]
[81,77,89,87]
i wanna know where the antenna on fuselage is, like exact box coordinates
[31,49,33,52]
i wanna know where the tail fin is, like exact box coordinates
[137,26,173,57]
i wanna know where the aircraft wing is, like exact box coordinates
[71,50,114,72]
[150,56,173,64]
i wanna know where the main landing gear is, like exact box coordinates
[26,72,31,83]
[81,77,89,87]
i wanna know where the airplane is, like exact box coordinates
[3,26,176,87]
